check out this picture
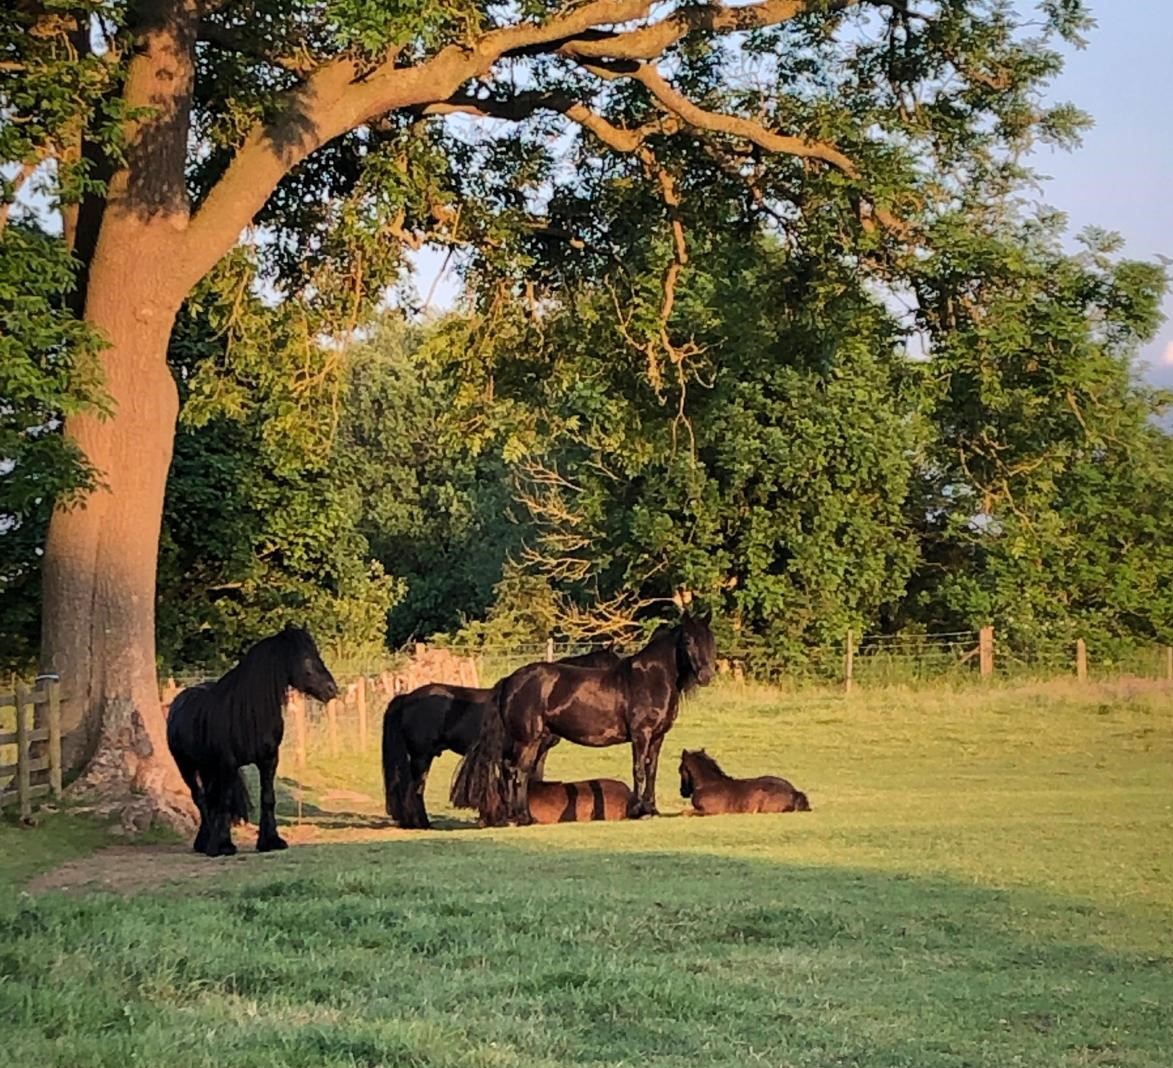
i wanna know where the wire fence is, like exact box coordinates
[155,628,1172,772]
[164,628,1173,698]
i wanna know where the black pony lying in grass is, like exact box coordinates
[166,625,338,857]
[382,647,621,829]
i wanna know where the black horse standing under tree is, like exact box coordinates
[383,647,621,829]
[166,625,339,857]
[453,612,717,827]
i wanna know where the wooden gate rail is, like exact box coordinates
[0,676,63,821]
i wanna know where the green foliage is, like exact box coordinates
[157,259,399,672]
[908,212,1172,646]
[6,0,1170,669]
[331,317,524,645]
[0,225,106,672]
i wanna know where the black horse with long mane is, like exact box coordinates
[452,612,717,826]
[166,624,339,857]
[382,646,621,829]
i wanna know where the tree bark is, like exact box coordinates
[41,228,193,830]
[40,0,199,832]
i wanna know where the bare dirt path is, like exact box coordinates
[27,794,426,895]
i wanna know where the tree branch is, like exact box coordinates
[179,0,657,291]
[557,0,857,62]
[179,0,899,293]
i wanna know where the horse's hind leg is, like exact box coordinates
[406,754,432,830]
[510,736,547,826]
[256,752,287,852]
[532,735,559,781]
[174,755,210,852]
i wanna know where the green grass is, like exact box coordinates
[0,809,122,889]
[2,680,1171,1067]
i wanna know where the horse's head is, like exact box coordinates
[679,609,717,687]
[282,624,340,702]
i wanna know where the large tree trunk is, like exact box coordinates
[39,0,199,833]
[41,231,193,832]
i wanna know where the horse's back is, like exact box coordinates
[527,778,635,823]
[395,683,490,755]
[511,662,629,746]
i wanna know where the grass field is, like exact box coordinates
[2,680,1171,1067]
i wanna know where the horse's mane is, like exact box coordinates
[188,629,305,756]
[635,623,702,694]
[682,748,726,781]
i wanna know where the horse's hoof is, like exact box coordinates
[256,835,288,852]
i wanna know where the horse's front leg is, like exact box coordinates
[641,732,666,817]
[630,731,652,817]
[256,752,287,852]
[204,770,238,857]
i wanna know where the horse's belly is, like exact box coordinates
[549,707,629,746]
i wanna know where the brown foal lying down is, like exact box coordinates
[679,748,810,815]
[526,778,642,824]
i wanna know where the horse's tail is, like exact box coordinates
[229,770,251,824]
[449,680,510,825]
[793,790,811,812]
[382,694,411,819]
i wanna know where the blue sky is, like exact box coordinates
[411,4,1173,385]
[1038,3,1173,385]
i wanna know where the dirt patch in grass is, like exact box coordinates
[27,817,410,895]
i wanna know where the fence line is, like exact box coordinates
[0,676,63,820]
[155,629,1173,769]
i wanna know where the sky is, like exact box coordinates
[1036,2,1173,386]
[409,3,1173,385]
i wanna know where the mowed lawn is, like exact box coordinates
[2,681,1171,1067]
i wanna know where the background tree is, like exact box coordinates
[157,254,399,672]
[332,318,521,646]
[905,215,1171,650]
[0,224,105,671]
[0,0,1103,823]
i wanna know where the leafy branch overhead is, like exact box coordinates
[5,0,1091,340]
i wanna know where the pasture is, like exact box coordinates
[3,680,1172,1067]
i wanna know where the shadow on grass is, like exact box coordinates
[4,833,1171,1067]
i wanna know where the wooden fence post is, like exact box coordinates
[291,691,307,769]
[356,677,368,750]
[1166,646,1172,682]
[844,629,855,694]
[47,678,62,798]
[979,626,995,678]
[15,682,31,822]
[1075,639,1088,683]
[546,637,555,662]
[327,698,339,757]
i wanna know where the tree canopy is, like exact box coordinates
[0,0,1169,814]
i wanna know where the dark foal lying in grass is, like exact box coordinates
[679,748,810,815]
[526,778,641,824]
